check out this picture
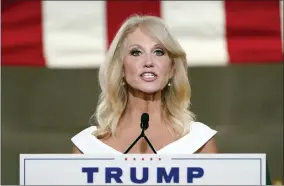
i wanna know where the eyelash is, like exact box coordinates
[130,49,165,56]
[154,49,165,56]
[130,49,141,56]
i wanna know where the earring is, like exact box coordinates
[121,79,125,86]
[168,82,171,87]
[167,78,172,87]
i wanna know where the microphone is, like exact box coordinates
[124,113,157,154]
[140,113,149,130]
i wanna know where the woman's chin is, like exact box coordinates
[128,85,163,95]
[138,88,161,94]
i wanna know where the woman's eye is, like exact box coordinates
[154,49,165,56]
[130,50,141,56]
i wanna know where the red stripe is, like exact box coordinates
[225,0,283,63]
[106,1,161,47]
[1,1,45,66]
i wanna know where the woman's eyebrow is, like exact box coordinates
[127,43,165,50]
[128,44,142,48]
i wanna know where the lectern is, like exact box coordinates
[20,153,266,185]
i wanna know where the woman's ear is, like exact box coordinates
[121,69,125,84]
[122,65,125,77]
[170,63,175,79]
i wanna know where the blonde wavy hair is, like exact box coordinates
[92,14,195,138]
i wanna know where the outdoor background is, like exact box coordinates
[1,0,283,184]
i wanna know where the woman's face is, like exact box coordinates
[123,27,173,94]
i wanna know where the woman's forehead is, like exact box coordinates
[124,27,163,48]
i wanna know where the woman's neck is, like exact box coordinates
[119,89,164,129]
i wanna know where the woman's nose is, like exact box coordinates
[144,54,154,67]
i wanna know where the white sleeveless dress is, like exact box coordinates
[71,122,217,154]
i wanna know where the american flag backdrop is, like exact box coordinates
[2,0,283,68]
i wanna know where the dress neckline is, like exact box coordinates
[71,122,217,154]
[90,128,192,154]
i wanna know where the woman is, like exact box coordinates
[71,15,217,154]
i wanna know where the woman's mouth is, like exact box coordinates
[140,72,157,82]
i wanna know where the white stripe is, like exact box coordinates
[42,1,106,68]
[161,1,228,66]
[280,0,283,53]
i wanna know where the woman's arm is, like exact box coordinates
[72,146,83,154]
[197,137,218,153]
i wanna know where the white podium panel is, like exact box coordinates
[20,154,266,185]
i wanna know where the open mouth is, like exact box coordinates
[141,72,157,78]
[140,72,157,82]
